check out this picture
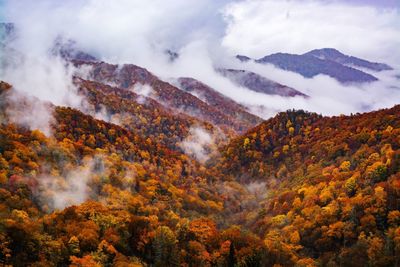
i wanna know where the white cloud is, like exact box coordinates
[5,90,55,136]
[3,0,228,66]
[130,83,155,104]
[179,126,215,163]
[1,54,82,107]
[38,157,95,210]
[1,0,399,124]
[222,0,400,67]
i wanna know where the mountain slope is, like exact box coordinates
[1,78,400,266]
[177,77,262,128]
[75,77,221,151]
[53,39,98,62]
[219,68,307,97]
[74,61,260,133]
[0,81,267,266]
[304,48,393,72]
[256,52,378,83]
[0,23,15,41]
[218,106,400,180]
[214,105,400,266]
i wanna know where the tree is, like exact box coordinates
[227,241,236,267]
[153,226,179,267]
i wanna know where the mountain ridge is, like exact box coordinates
[1,78,400,266]
[237,48,393,84]
[219,68,308,97]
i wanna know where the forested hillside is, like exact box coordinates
[1,77,400,266]
[215,106,400,266]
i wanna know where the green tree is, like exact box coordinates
[153,226,180,267]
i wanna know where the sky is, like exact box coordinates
[1,0,400,121]
[2,0,399,63]
[1,0,399,64]
[340,0,399,8]
[222,0,400,65]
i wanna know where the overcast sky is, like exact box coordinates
[2,0,399,65]
[338,0,399,8]
[222,0,400,66]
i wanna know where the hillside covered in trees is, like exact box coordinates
[1,75,400,267]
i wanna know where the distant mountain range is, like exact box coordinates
[0,23,15,41]
[73,61,262,133]
[1,18,400,267]
[218,68,307,97]
[177,77,262,127]
[304,48,392,72]
[1,22,394,109]
[237,48,392,83]
[53,38,98,62]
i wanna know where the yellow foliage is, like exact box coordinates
[388,210,400,226]
[0,171,7,184]
[243,137,250,149]
[344,176,357,195]
[11,209,29,222]
[282,145,289,154]
[289,231,301,244]
[339,161,351,172]
[271,214,287,227]
[289,127,295,135]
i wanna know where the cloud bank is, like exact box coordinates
[222,0,400,67]
[1,0,399,125]
[179,126,216,163]
[38,157,95,211]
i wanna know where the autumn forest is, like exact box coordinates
[1,1,400,266]
[1,64,400,267]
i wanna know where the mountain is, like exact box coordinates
[236,55,251,62]
[213,105,400,266]
[256,52,379,83]
[75,61,261,133]
[1,76,400,266]
[0,23,15,41]
[75,77,212,151]
[219,68,307,97]
[0,81,264,266]
[236,48,392,83]
[53,38,98,62]
[177,77,262,127]
[304,48,393,72]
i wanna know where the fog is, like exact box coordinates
[1,0,399,121]
[38,156,95,211]
[1,0,399,212]
[179,126,215,163]
[222,0,400,66]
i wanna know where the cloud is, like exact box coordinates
[222,0,400,67]
[38,156,95,211]
[0,0,229,133]
[3,0,228,65]
[1,53,82,107]
[1,0,399,125]
[0,51,87,136]
[4,90,55,136]
[335,0,400,8]
[130,83,155,104]
[237,60,400,116]
[179,126,215,163]
[0,27,88,136]
[245,180,267,197]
